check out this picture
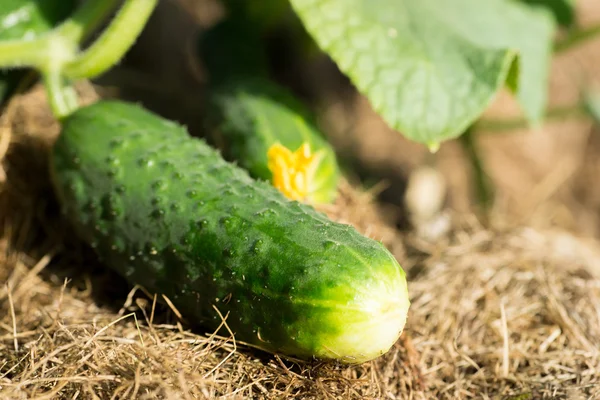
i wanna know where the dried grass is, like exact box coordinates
[0,86,599,399]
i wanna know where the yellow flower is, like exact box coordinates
[267,142,324,202]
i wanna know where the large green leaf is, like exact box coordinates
[289,0,555,146]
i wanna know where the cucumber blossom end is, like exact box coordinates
[206,79,341,205]
[267,142,328,204]
[307,255,410,363]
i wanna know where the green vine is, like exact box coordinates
[57,0,122,44]
[0,36,72,70]
[554,22,600,53]
[460,127,495,212]
[0,0,158,118]
[42,70,79,119]
[475,103,586,133]
[64,0,158,79]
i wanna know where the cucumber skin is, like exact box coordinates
[50,101,409,363]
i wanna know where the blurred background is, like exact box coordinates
[93,0,600,240]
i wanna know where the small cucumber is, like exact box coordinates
[50,100,409,364]
[207,78,340,204]
[199,18,340,204]
[0,0,77,105]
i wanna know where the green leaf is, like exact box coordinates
[521,0,575,27]
[289,0,555,144]
[0,0,77,40]
[0,0,76,106]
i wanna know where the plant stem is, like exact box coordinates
[42,70,79,120]
[0,0,121,72]
[475,103,586,132]
[0,34,78,78]
[460,127,494,211]
[63,0,159,79]
[555,22,600,53]
[57,0,122,44]
[0,38,55,69]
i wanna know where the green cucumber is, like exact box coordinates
[50,100,409,363]
[200,18,340,204]
[0,0,77,105]
[206,78,341,204]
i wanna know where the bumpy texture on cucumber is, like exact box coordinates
[50,100,409,363]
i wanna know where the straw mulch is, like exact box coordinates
[0,86,599,399]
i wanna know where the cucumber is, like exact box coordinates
[0,0,77,106]
[50,100,409,363]
[200,18,340,204]
[206,78,340,204]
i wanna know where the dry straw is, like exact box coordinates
[0,86,599,399]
